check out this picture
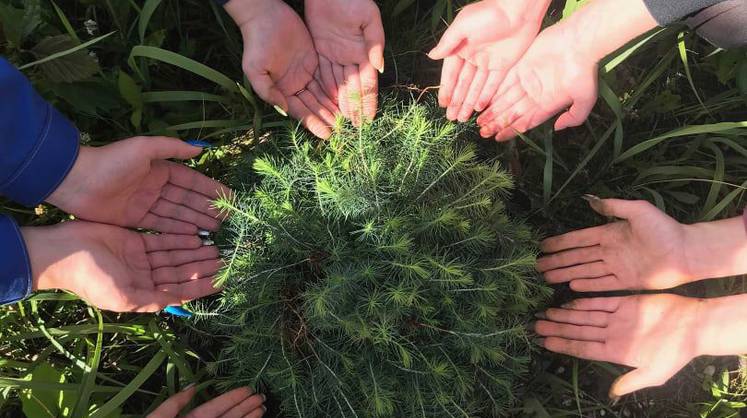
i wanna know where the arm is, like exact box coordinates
[683,215,747,281]
[699,292,747,356]
[0,58,80,305]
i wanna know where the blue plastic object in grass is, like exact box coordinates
[185,139,214,149]
[164,305,194,318]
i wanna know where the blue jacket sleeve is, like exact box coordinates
[0,57,80,305]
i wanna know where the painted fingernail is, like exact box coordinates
[198,230,211,238]
[164,305,194,318]
[201,239,215,247]
[186,139,213,148]
[534,311,547,320]
[273,105,288,117]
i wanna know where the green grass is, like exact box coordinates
[1,0,747,416]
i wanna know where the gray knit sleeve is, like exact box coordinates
[643,0,727,25]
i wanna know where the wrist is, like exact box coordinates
[224,0,280,27]
[697,294,747,356]
[682,217,747,281]
[21,226,65,292]
[46,146,94,211]
[560,0,658,62]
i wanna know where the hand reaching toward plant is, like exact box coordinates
[538,197,747,291]
[46,137,230,235]
[23,221,222,312]
[428,0,551,122]
[224,0,339,139]
[305,0,385,126]
[148,386,266,418]
[535,294,704,398]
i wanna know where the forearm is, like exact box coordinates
[683,216,747,281]
[699,293,747,356]
[562,0,659,62]
[223,0,275,27]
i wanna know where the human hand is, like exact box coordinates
[535,294,704,398]
[24,221,221,312]
[537,197,693,292]
[46,137,230,235]
[429,0,550,122]
[148,385,266,418]
[225,0,339,139]
[476,22,599,141]
[305,0,384,126]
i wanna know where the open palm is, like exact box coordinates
[28,222,221,312]
[47,137,230,235]
[538,198,692,292]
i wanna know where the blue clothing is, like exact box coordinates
[0,58,80,304]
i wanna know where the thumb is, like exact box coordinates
[584,197,650,220]
[609,368,670,399]
[363,12,385,73]
[248,71,289,115]
[145,136,202,161]
[147,385,197,418]
[554,92,598,131]
[428,25,465,60]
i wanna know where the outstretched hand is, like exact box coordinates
[537,197,693,292]
[47,136,230,235]
[25,221,221,312]
[476,16,598,141]
[535,294,703,398]
[305,0,384,126]
[148,386,266,418]
[226,0,339,139]
[429,0,550,122]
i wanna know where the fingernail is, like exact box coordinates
[273,105,288,117]
[610,396,620,406]
[164,305,194,318]
[182,382,197,390]
[262,405,268,412]
[534,311,547,320]
[527,321,537,330]
[186,139,213,149]
[582,194,601,203]
[261,394,267,402]
[532,337,546,347]
[378,63,385,74]
[198,230,211,238]
[202,239,215,247]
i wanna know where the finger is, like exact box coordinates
[286,95,332,139]
[142,234,202,253]
[588,198,653,220]
[148,246,219,269]
[297,90,337,127]
[609,369,673,398]
[140,213,198,235]
[561,297,624,313]
[438,56,464,108]
[540,225,608,254]
[359,61,379,122]
[343,65,363,126]
[535,320,606,342]
[187,387,254,417]
[129,289,182,313]
[486,95,534,140]
[148,385,197,418]
[543,308,609,327]
[242,407,267,418]
[544,261,610,284]
[457,67,488,122]
[494,113,533,142]
[166,162,232,201]
[224,394,266,418]
[142,137,203,161]
[363,9,386,73]
[333,63,349,120]
[475,69,507,112]
[247,71,288,114]
[542,337,609,362]
[570,275,624,292]
[153,259,222,285]
[555,80,598,131]
[150,199,220,232]
[428,24,465,60]
[317,55,339,103]
[446,62,476,121]
[161,184,222,220]
[157,277,222,303]
[307,78,340,117]
[477,86,526,136]
[536,246,604,272]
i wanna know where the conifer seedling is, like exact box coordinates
[202,101,551,417]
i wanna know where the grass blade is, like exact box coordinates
[130,45,238,92]
[19,32,116,70]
